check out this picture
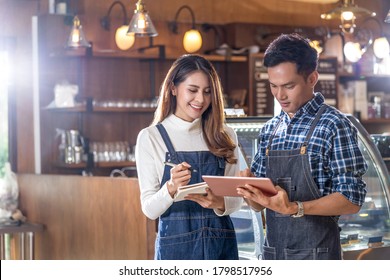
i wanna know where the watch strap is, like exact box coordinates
[291,201,304,218]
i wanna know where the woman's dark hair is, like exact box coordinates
[153,54,237,164]
[264,33,318,80]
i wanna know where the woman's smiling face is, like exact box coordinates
[173,70,212,122]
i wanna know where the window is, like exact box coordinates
[0,50,10,177]
[0,36,15,176]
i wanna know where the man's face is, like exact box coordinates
[267,62,318,118]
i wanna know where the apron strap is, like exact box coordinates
[266,104,328,156]
[300,104,328,155]
[156,123,178,163]
[266,117,283,156]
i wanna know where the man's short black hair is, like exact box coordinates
[264,33,319,80]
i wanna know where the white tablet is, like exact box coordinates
[202,175,277,197]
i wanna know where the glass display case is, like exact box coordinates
[339,117,390,260]
[227,116,269,260]
[226,116,390,260]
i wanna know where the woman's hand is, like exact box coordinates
[166,162,193,198]
[185,188,225,211]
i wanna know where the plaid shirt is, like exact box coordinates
[251,93,367,206]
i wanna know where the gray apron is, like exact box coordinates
[263,105,342,260]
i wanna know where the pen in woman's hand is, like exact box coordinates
[164,161,198,173]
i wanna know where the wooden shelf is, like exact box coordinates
[339,73,390,79]
[43,105,86,112]
[96,161,136,168]
[48,48,248,62]
[92,107,155,113]
[361,119,390,124]
[44,105,156,113]
[55,161,136,169]
[55,162,86,169]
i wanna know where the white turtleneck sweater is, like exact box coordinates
[135,114,243,220]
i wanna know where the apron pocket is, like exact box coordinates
[262,245,276,260]
[284,247,329,260]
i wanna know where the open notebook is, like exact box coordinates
[173,182,208,202]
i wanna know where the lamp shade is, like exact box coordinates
[115,25,135,50]
[321,0,376,34]
[127,0,158,37]
[373,37,390,59]
[66,16,91,48]
[183,29,202,53]
[321,1,376,20]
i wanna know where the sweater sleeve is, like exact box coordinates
[135,128,174,220]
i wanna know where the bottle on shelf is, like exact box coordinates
[373,96,382,119]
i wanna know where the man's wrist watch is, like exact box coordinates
[291,201,304,218]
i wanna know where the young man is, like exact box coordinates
[237,33,367,260]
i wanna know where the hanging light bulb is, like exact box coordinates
[66,16,91,48]
[340,11,356,33]
[127,0,158,37]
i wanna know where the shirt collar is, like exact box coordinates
[279,92,325,121]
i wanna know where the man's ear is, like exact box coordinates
[308,71,319,87]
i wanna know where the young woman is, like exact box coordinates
[135,54,242,260]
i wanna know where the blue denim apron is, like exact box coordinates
[154,123,238,260]
[263,105,342,260]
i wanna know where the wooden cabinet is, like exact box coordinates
[34,14,250,175]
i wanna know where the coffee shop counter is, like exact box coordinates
[17,174,156,260]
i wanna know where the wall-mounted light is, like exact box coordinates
[373,37,390,59]
[343,41,362,62]
[127,0,158,37]
[66,16,91,48]
[101,1,135,51]
[168,5,202,53]
[341,26,373,63]
[361,17,390,60]
[321,0,376,34]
